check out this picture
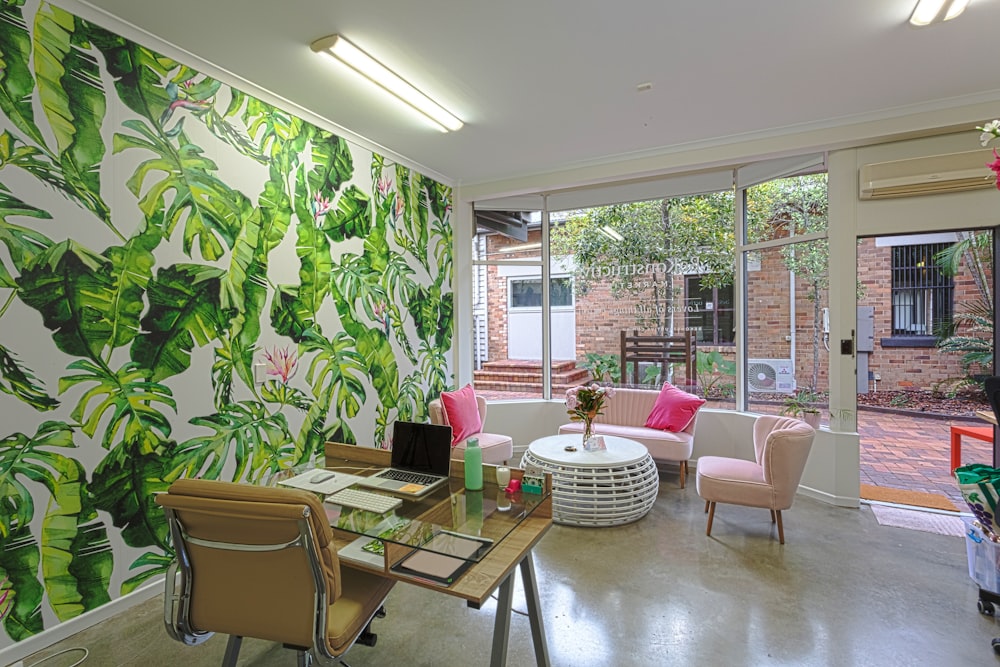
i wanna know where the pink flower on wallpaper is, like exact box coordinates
[0,576,11,622]
[263,346,298,383]
[394,194,405,219]
[311,192,334,224]
[377,176,393,198]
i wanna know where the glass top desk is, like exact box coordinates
[322,442,553,667]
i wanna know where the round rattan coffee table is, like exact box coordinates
[520,434,659,527]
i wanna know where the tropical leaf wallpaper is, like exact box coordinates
[0,0,453,649]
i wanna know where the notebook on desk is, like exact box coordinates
[356,421,453,497]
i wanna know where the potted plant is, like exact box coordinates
[781,389,822,428]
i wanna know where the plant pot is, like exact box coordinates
[803,411,821,428]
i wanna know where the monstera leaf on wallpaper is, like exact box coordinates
[0,344,58,412]
[169,401,294,483]
[114,119,244,261]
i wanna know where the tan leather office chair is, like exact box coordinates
[156,478,394,666]
[695,415,815,544]
[429,396,514,465]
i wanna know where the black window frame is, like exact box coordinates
[684,275,735,346]
[884,242,954,348]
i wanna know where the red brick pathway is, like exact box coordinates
[859,410,991,509]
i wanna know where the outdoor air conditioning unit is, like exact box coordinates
[747,359,795,393]
[859,149,994,200]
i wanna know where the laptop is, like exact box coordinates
[356,421,453,497]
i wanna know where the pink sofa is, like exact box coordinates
[558,387,698,487]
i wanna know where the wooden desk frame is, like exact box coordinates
[324,442,553,666]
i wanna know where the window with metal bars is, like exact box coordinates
[890,243,953,340]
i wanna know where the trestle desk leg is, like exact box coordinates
[490,572,514,667]
[519,552,551,667]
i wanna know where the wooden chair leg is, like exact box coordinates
[706,501,716,537]
[770,509,776,523]
[775,510,784,545]
[704,500,710,513]
[679,460,687,489]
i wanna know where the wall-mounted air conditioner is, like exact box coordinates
[747,359,795,393]
[859,149,994,200]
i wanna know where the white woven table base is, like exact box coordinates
[521,441,660,527]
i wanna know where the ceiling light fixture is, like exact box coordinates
[311,34,463,132]
[599,226,624,242]
[909,0,970,26]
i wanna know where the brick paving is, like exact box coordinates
[859,410,991,509]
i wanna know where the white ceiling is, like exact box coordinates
[76,0,1000,188]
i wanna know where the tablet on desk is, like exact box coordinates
[391,532,492,586]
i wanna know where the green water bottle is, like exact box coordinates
[464,438,483,490]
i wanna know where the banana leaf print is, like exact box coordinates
[16,240,116,360]
[40,466,112,622]
[89,449,171,550]
[32,4,111,227]
[0,5,46,148]
[0,528,42,641]
[129,264,228,382]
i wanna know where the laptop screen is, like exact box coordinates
[390,421,453,475]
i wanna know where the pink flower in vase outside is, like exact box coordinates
[988,149,1000,190]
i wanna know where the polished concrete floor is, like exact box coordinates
[22,477,1000,667]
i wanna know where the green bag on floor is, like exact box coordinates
[956,464,1000,538]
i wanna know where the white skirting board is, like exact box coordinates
[0,578,163,666]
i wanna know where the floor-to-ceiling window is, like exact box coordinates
[740,169,830,422]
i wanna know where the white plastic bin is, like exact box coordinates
[964,518,1000,594]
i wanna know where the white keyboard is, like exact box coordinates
[326,488,402,514]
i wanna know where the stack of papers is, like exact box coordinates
[278,469,363,495]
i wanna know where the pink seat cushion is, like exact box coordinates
[439,384,483,445]
[645,382,705,432]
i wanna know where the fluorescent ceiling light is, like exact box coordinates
[599,226,624,242]
[909,0,970,26]
[499,242,541,253]
[311,34,463,132]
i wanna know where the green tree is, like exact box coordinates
[935,230,993,374]
[550,193,734,337]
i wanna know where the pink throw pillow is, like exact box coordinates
[439,384,483,445]
[645,382,705,432]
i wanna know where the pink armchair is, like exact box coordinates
[695,415,815,544]
[429,396,514,465]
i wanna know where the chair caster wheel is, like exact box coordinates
[357,629,377,647]
[979,599,995,616]
[992,637,1000,655]
[375,606,387,619]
